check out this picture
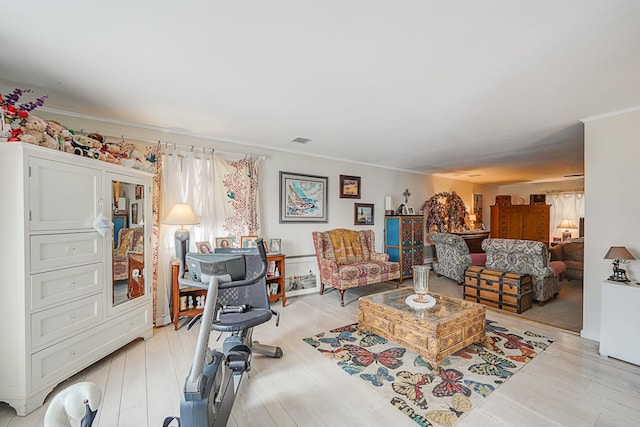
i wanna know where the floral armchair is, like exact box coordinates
[113,227,144,281]
[482,238,561,304]
[430,232,473,284]
[312,229,401,306]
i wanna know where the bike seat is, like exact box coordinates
[213,308,272,333]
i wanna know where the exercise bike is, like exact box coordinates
[164,238,282,427]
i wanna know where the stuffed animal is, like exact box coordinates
[19,115,47,145]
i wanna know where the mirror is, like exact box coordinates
[112,179,145,306]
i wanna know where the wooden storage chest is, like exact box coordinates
[463,266,533,313]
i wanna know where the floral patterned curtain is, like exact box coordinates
[213,155,261,246]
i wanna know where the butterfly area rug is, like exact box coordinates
[303,320,553,427]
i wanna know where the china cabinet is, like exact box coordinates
[0,143,153,416]
[384,215,424,280]
[490,204,550,246]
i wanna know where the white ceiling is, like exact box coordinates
[2,1,639,185]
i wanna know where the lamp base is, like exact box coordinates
[608,275,630,283]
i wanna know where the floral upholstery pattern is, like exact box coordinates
[482,238,561,303]
[312,229,400,306]
[430,233,473,284]
[113,227,144,281]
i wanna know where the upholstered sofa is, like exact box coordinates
[312,229,401,306]
[549,238,584,280]
[113,227,144,281]
[430,233,486,284]
[482,238,561,305]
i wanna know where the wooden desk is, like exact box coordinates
[451,231,490,253]
[127,253,144,299]
[171,261,206,330]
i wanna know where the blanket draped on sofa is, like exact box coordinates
[313,229,400,306]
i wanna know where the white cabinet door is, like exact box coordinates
[600,281,640,366]
[29,157,100,231]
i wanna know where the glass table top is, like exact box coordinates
[361,287,482,320]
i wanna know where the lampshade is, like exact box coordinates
[604,246,635,261]
[557,218,577,229]
[468,214,477,222]
[164,203,199,226]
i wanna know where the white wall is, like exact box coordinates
[253,153,494,256]
[36,109,492,258]
[582,109,640,341]
[497,180,584,205]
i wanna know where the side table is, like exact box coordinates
[171,260,206,330]
[267,254,286,306]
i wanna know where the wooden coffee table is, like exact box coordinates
[358,287,486,368]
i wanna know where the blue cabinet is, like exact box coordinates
[385,215,424,280]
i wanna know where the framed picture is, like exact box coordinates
[279,171,328,223]
[354,203,374,225]
[285,256,320,297]
[135,185,144,200]
[196,241,213,254]
[269,238,282,254]
[402,205,415,215]
[240,235,259,248]
[131,203,139,224]
[339,175,361,199]
[215,237,232,248]
[472,193,483,223]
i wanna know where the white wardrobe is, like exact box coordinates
[0,143,154,415]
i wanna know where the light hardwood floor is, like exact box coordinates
[1,282,639,427]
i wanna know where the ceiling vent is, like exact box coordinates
[291,137,312,144]
[563,173,584,178]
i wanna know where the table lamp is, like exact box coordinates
[468,214,477,229]
[557,218,577,241]
[604,246,635,282]
[164,203,199,260]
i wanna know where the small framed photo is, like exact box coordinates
[269,238,282,254]
[403,205,415,215]
[135,185,144,200]
[196,241,213,254]
[240,235,259,248]
[215,237,232,249]
[340,175,361,199]
[354,203,374,225]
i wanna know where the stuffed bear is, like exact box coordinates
[40,132,59,150]
[46,120,66,139]
[19,115,47,145]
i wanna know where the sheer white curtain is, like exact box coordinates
[155,149,261,325]
[547,191,585,240]
[156,146,216,326]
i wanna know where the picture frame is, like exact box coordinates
[131,203,139,224]
[339,175,361,199]
[240,235,259,248]
[402,205,415,215]
[285,256,320,297]
[196,241,213,254]
[354,203,374,225]
[135,185,144,200]
[269,238,282,254]
[279,171,328,223]
[215,237,232,249]
[472,193,483,223]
